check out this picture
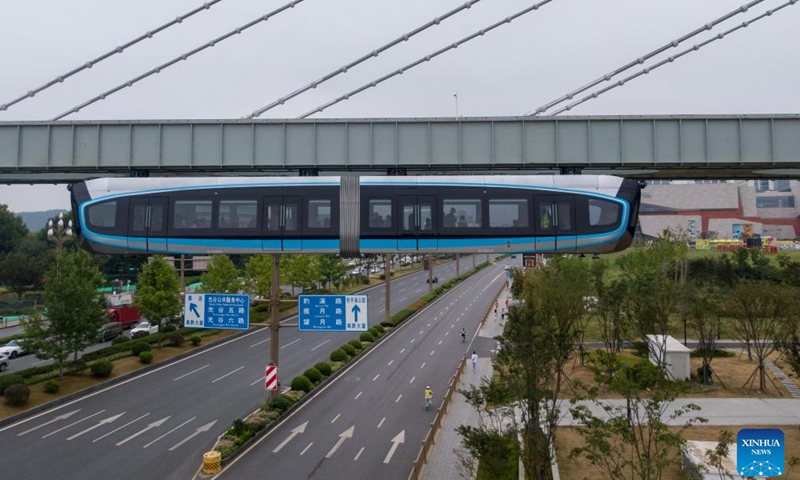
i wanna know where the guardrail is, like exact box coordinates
[407,354,467,480]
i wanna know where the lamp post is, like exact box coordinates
[47,213,73,251]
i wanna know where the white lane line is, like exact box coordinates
[310,339,330,351]
[354,391,363,400]
[420,362,426,369]
[250,376,265,386]
[282,386,291,394]
[174,364,210,381]
[378,417,386,428]
[419,330,424,335]
[400,296,408,302]
[250,337,270,348]
[212,366,244,383]
[445,331,449,336]
[93,413,150,443]
[430,350,435,356]
[451,324,455,329]
[410,338,415,343]
[395,394,403,403]
[355,446,365,461]
[409,376,415,384]
[143,416,196,448]
[301,442,313,455]
[387,360,394,366]
[400,348,406,354]
[42,410,106,439]
[426,323,431,327]
[373,374,380,381]
[331,414,341,424]
[438,340,442,345]
[378,308,385,313]
[281,338,301,349]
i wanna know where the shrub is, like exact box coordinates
[360,332,374,343]
[168,333,185,346]
[360,276,370,285]
[190,334,202,346]
[314,362,332,376]
[368,327,381,338]
[330,349,348,362]
[348,339,363,350]
[162,324,178,333]
[4,383,30,406]
[290,375,312,393]
[139,351,154,364]
[380,321,393,329]
[373,324,385,334]
[266,395,295,413]
[391,308,415,326]
[341,344,356,356]
[111,335,130,345]
[131,342,151,356]
[44,380,61,394]
[90,361,114,378]
[0,373,24,394]
[303,367,322,383]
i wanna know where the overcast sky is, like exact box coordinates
[0,0,798,214]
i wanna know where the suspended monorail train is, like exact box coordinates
[70,175,641,257]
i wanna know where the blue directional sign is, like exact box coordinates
[299,295,368,332]
[184,293,250,330]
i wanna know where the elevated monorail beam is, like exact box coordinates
[1,115,799,183]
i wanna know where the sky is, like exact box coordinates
[0,0,798,214]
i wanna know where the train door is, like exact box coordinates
[262,196,302,252]
[554,195,576,252]
[534,195,576,252]
[534,195,556,252]
[398,196,437,252]
[128,197,167,252]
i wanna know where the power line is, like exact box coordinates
[1,0,226,114]
[298,0,558,119]
[51,0,309,121]
[243,0,483,119]
[528,0,769,116]
[548,0,798,116]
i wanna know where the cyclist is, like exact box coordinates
[460,327,466,343]
[424,386,434,410]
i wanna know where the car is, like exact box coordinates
[129,321,159,339]
[0,340,25,359]
[96,322,124,342]
[426,276,439,284]
[0,355,8,372]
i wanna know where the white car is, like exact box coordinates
[129,321,159,338]
[0,354,8,372]
[0,340,25,359]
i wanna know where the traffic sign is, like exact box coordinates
[184,293,250,330]
[265,364,278,391]
[298,295,368,332]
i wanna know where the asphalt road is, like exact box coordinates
[0,255,492,480]
[214,260,509,480]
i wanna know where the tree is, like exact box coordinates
[315,255,347,291]
[688,285,724,386]
[135,256,181,345]
[200,255,241,293]
[245,254,273,299]
[0,204,28,260]
[22,249,106,380]
[281,255,317,294]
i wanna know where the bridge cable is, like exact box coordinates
[51,0,309,121]
[547,0,798,116]
[527,0,769,116]
[0,0,227,114]
[243,0,484,119]
[298,0,558,119]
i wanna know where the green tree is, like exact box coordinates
[200,255,241,293]
[0,236,49,299]
[0,204,28,260]
[135,256,181,345]
[688,284,724,386]
[245,254,273,299]
[281,255,317,294]
[315,255,347,291]
[22,249,106,380]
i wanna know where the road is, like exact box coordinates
[214,260,509,480]
[0,255,492,480]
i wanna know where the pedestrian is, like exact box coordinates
[471,351,478,372]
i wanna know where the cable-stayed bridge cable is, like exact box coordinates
[527,0,769,116]
[548,0,798,116]
[1,0,226,114]
[51,0,310,121]
[299,0,559,119]
[244,0,483,119]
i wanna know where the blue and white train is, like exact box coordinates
[70,175,641,257]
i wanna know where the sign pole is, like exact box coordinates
[384,254,391,324]
[270,254,281,401]
[428,254,433,294]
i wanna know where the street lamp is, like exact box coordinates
[47,212,73,251]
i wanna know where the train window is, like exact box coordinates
[588,198,620,227]
[369,200,392,228]
[151,203,165,232]
[556,199,572,231]
[131,203,146,233]
[443,199,481,228]
[538,203,554,230]
[308,200,331,229]
[219,200,257,229]
[489,199,529,228]
[174,200,212,229]
[87,201,117,229]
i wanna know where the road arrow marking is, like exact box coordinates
[272,421,308,453]
[383,430,405,463]
[144,416,196,448]
[325,425,354,458]
[67,413,125,440]
[93,413,149,443]
[17,410,80,437]
[42,410,106,438]
[168,420,217,451]
[116,416,171,446]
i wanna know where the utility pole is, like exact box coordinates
[384,255,391,324]
[456,254,460,277]
[268,254,298,400]
[427,255,433,294]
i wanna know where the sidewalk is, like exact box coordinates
[420,286,510,480]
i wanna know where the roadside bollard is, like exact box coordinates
[203,451,221,474]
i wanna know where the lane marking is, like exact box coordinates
[378,417,385,428]
[395,395,403,403]
[420,362,426,369]
[373,374,380,381]
[174,364,210,381]
[419,330,424,335]
[42,409,106,439]
[409,376,415,384]
[211,366,244,383]
[143,416,196,448]
[250,337,270,348]
[93,413,150,443]
[378,308,385,313]
[331,413,341,424]
[410,338,415,343]
[250,376,265,386]
[281,338,301,349]
[400,348,405,354]
[310,339,330,351]
[438,340,442,345]
[355,446,365,461]
[445,331,449,336]
[301,442,313,455]
[387,360,393,366]
[430,350,435,356]
[354,391,363,400]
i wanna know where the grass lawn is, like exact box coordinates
[556,425,800,480]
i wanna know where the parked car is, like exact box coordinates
[96,322,124,342]
[0,354,8,372]
[426,276,439,284]
[129,321,159,339]
[0,340,26,359]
